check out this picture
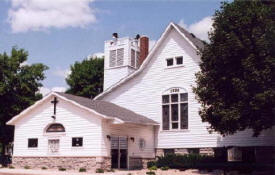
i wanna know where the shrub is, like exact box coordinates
[155,153,274,172]
[79,167,86,172]
[8,166,15,169]
[156,153,217,169]
[59,167,66,171]
[149,165,157,170]
[96,168,104,173]
[41,167,47,170]
[146,171,156,175]
[24,166,30,169]
[147,161,156,168]
[161,166,169,170]
[127,173,132,175]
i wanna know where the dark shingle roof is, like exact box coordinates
[56,92,158,125]
[173,22,205,50]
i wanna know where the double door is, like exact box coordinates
[111,136,128,169]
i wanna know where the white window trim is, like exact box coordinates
[72,137,84,148]
[27,138,38,149]
[165,56,184,68]
[109,49,125,68]
[47,138,60,156]
[130,48,139,69]
[161,87,189,132]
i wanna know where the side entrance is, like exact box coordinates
[110,136,128,169]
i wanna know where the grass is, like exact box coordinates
[24,166,30,169]
[79,167,86,172]
[58,167,66,171]
[96,168,104,173]
[161,166,169,170]
[146,171,156,175]
[149,165,157,170]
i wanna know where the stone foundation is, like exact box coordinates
[129,157,155,170]
[199,148,215,156]
[156,146,275,163]
[12,156,111,171]
[175,148,189,155]
[156,147,214,156]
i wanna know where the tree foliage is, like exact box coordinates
[193,0,275,136]
[66,57,104,98]
[0,48,48,150]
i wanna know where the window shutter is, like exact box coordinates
[136,51,140,68]
[109,50,116,67]
[131,49,135,67]
[117,48,124,66]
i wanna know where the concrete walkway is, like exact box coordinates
[0,168,223,175]
[0,168,115,175]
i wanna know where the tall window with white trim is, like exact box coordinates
[162,88,188,130]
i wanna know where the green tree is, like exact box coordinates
[0,48,48,153]
[193,0,275,136]
[66,57,104,98]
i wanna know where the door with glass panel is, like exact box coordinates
[111,136,128,169]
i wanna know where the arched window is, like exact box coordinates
[162,87,188,130]
[46,123,65,133]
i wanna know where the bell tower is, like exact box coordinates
[103,33,149,90]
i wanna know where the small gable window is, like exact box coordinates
[46,123,65,133]
[166,58,173,66]
[72,137,83,147]
[28,138,38,148]
[166,56,184,67]
[176,56,183,65]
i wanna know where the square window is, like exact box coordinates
[176,56,183,65]
[172,122,178,129]
[28,138,38,148]
[180,93,188,102]
[162,95,169,104]
[171,94,178,102]
[72,137,83,147]
[166,58,173,66]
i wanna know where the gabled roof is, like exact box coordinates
[56,92,158,125]
[7,92,158,126]
[95,22,204,100]
[173,23,205,50]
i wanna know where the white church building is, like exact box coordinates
[7,22,275,171]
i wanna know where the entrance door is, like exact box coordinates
[48,139,59,154]
[111,136,128,169]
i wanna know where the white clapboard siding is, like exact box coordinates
[101,27,275,148]
[13,97,103,157]
[101,122,155,158]
[104,67,135,91]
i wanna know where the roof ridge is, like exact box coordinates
[172,22,205,50]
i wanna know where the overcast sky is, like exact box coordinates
[0,0,224,95]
